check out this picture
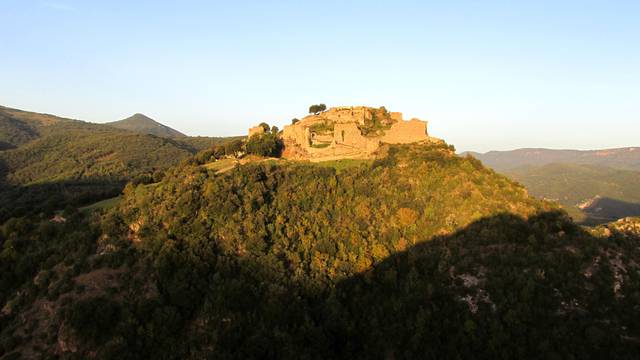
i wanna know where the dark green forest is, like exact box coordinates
[2,142,640,359]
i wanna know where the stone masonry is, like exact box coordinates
[252,106,439,161]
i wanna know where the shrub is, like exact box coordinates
[65,296,121,344]
[245,133,283,157]
[224,139,244,157]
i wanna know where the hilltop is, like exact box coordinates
[106,113,186,138]
[249,106,441,161]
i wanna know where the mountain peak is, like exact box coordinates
[129,113,152,119]
[106,113,186,138]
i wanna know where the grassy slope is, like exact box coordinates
[78,196,122,212]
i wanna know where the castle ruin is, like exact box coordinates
[248,125,266,137]
[249,106,440,161]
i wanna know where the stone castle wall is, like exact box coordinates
[282,122,309,145]
[248,125,265,137]
[333,123,378,150]
[380,118,429,144]
[390,112,403,122]
[322,106,372,125]
[261,106,433,161]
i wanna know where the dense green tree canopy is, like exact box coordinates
[2,142,640,359]
[245,132,283,157]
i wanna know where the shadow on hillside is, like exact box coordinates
[0,141,16,151]
[327,211,638,359]
[127,211,639,360]
[0,158,7,183]
[581,197,640,226]
[0,177,125,221]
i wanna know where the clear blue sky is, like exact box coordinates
[1,0,638,152]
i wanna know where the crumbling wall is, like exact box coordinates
[381,118,429,144]
[333,123,378,150]
[267,107,432,161]
[283,123,310,146]
[322,106,372,125]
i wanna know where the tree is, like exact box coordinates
[224,139,244,157]
[245,133,283,157]
[291,118,299,124]
[258,122,270,133]
[308,104,327,114]
[194,149,215,165]
[212,145,225,159]
[271,125,279,134]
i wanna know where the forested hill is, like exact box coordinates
[0,105,235,220]
[105,113,186,138]
[505,163,640,224]
[3,142,640,358]
[466,147,640,171]
[463,148,640,224]
[0,105,71,149]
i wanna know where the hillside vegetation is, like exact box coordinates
[3,142,640,358]
[0,113,39,149]
[0,106,66,149]
[0,105,235,220]
[468,147,640,171]
[1,123,193,185]
[466,147,640,224]
[506,163,640,224]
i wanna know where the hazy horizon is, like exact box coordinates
[2,0,639,152]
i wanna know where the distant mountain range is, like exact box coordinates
[504,163,640,224]
[464,148,640,224]
[105,113,186,138]
[465,147,640,171]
